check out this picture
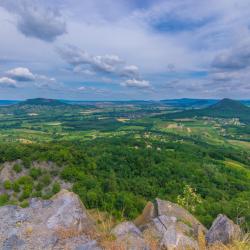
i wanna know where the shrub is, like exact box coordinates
[17,176,33,186]
[20,200,29,208]
[13,164,22,173]
[52,182,61,194]
[4,180,12,190]
[29,168,42,180]
[12,181,20,193]
[35,182,43,191]
[41,174,51,186]
[0,193,9,206]
[19,184,33,201]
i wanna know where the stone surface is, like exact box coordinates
[145,215,199,250]
[206,214,241,244]
[0,189,99,250]
[112,222,149,250]
[134,201,156,228]
[155,198,206,233]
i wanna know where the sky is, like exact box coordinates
[0,0,250,100]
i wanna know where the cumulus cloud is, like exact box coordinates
[0,0,66,42]
[121,79,150,89]
[1,67,61,90]
[212,44,250,71]
[58,45,150,89]
[0,77,17,88]
[120,65,139,78]
[58,45,123,74]
[6,67,35,81]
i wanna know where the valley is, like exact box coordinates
[0,98,249,232]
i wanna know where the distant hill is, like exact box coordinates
[163,98,250,124]
[19,98,68,106]
[160,98,218,108]
[0,100,20,106]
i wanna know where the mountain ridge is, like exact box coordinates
[163,98,250,124]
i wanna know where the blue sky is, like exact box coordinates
[0,0,250,100]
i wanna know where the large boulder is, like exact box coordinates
[155,198,206,233]
[144,215,198,250]
[111,222,149,250]
[134,199,206,250]
[0,189,100,250]
[206,214,241,244]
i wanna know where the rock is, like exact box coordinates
[145,215,198,250]
[46,189,93,232]
[112,222,142,238]
[2,234,25,250]
[134,201,156,228]
[206,214,241,244]
[111,222,149,250]
[0,189,100,250]
[155,198,206,233]
[74,240,101,250]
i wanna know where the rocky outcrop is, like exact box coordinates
[133,198,206,249]
[155,198,206,234]
[111,222,149,249]
[0,190,243,250]
[0,189,100,250]
[206,214,241,244]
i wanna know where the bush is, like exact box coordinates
[0,194,9,206]
[19,184,33,201]
[13,164,22,173]
[20,200,29,208]
[12,181,20,193]
[41,174,51,186]
[4,180,12,190]
[61,166,85,182]
[35,182,43,191]
[52,182,61,194]
[17,176,33,186]
[29,168,42,180]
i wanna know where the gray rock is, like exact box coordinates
[149,215,198,250]
[112,222,142,238]
[46,189,94,232]
[2,235,25,250]
[206,214,241,244]
[112,222,149,250]
[0,190,97,250]
[75,240,101,250]
[156,198,206,233]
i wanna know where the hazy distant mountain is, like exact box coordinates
[19,98,68,106]
[160,98,218,108]
[163,98,250,124]
[0,100,20,106]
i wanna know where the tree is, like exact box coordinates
[177,184,202,213]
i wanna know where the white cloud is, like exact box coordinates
[78,86,86,91]
[58,45,124,74]
[122,79,151,89]
[6,67,35,81]
[120,65,139,78]
[0,77,17,88]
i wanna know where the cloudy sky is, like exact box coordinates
[0,0,250,100]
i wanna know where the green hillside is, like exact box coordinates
[163,99,250,124]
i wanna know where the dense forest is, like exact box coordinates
[0,132,249,229]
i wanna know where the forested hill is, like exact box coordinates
[162,98,250,124]
[18,98,68,106]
